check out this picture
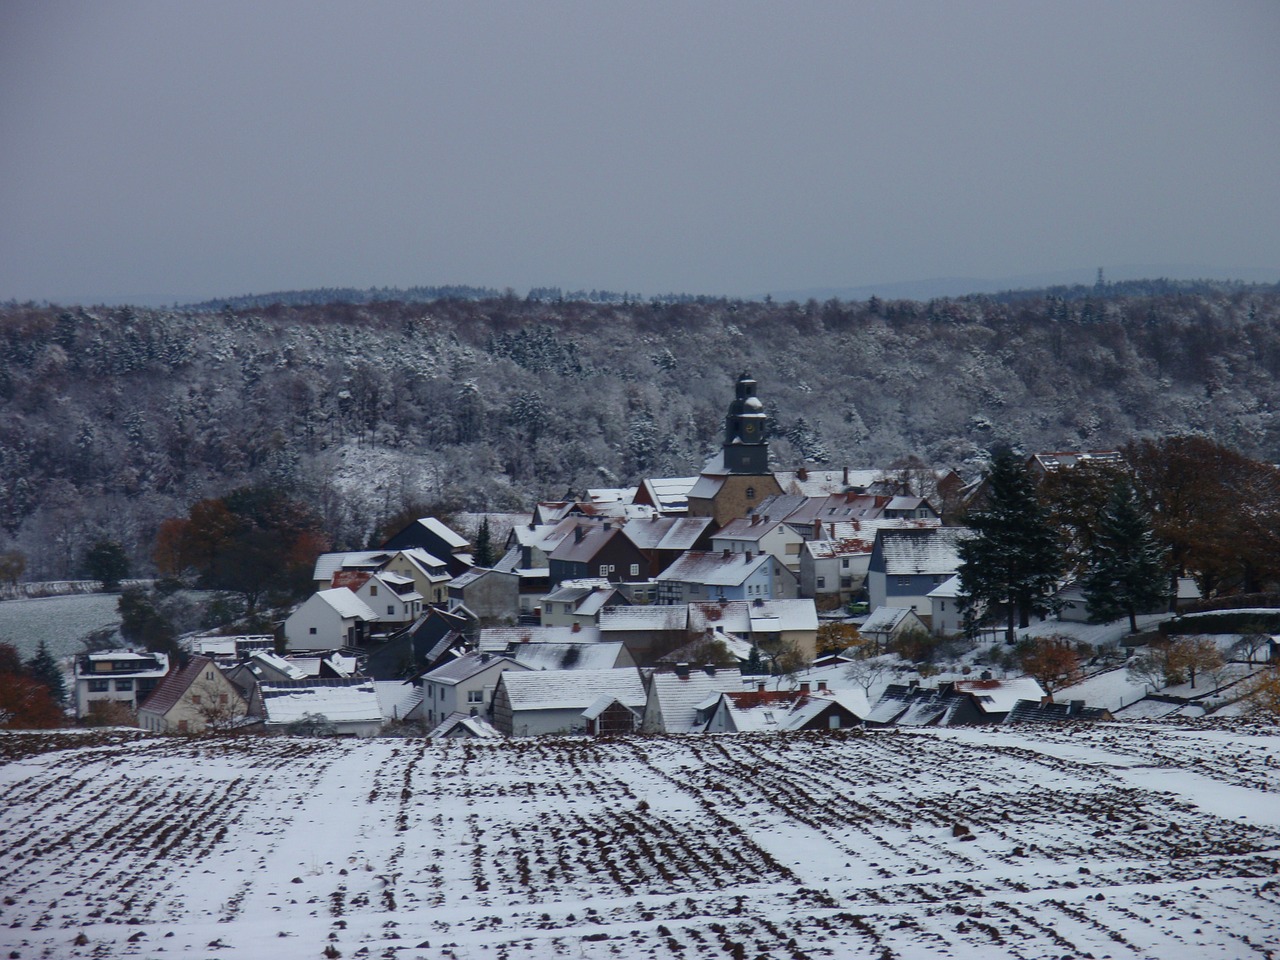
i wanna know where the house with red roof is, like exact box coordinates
[137,655,248,734]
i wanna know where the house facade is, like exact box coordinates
[419,653,527,727]
[137,655,248,734]
[73,651,169,719]
[283,588,379,651]
[866,527,968,615]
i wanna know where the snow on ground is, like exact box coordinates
[2,722,1278,959]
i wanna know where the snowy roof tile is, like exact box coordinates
[654,551,772,587]
[317,587,379,622]
[499,668,647,711]
[875,527,968,576]
[646,670,744,733]
[260,678,383,725]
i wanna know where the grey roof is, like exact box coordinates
[861,606,916,635]
[711,517,787,543]
[622,516,714,550]
[423,652,522,686]
[316,587,379,621]
[874,527,968,576]
[505,642,629,672]
[260,678,383,724]
[598,605,691,632]
[686,599,818,634]
[427,712,503,738]
[479,625,603,648]
[654,550,772,587]
[312,550,393,582]
[499,668,647,711]
[646,670,743,733]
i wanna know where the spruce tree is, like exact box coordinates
[24,639,66,706]
[473,516,495,568]
[957,448,1061,643]
[1083,478,1169,633]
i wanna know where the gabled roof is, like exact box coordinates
[927,574,965,599]
[636,476,699,513]
[478,625,603,649]
[952,677,1046,715]
[415,517,470,549]
[1028,450,1124,474]
[803,536,876,560]
[374,680,423,721]
[654,551,772,587]
[711,517,788,543]
[427,712,503,738]
[547,525,633,564]
[582,693,640,721]
[498,668,646,711]
[872,527,968,576]
[598,605,691,632]
[315,587,379,622]
[313,550,393,582]
[621,515,715,551]
[502,642,630,672]
[260,678,382,725]
[860,606,917,636]
[687,599,818,634]
[422,652,522,686]
[139,655,230,717]
[646,669,744,733]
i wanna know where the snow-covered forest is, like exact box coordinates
[2,284,1279,579]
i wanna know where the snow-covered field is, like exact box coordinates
[0,594,123,661]
[2,723,1278,959]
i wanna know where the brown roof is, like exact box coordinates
[139,655,222,717]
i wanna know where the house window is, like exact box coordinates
[940,601,946,611]
[897,577,911,587]
[816,577,825,589]
[370,585,378,596]
[114,679,133,692]
[630,564,639,576]
[841,577,852,589]
[467,690,484,704]
[219,694,229,705]
[191,695,202,705]
[745,487,755,499]
[387,605,395,615]
[309,627,317,635]
[88,679,109,692]
[177,720,188,733]
[599,564,609,577]
[841,559,850,569]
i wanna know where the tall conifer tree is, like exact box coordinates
[1083,478,1168,633]
[958,448,1061,643]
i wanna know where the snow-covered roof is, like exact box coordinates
[655,551,772,587]
[621,516,714,551]
[687,599,819,634]
[316,588,379,622]
[260,679,383,725]
[479,625,603,649]
[646,670,744,733]
[598,605,690,633]
[638,476,698,513]
[586,486,637,504]
[505,642,629,672]
[251,652,308,680]
[582,692,640,721]
[313,550,391,582]
[374,681,423,721]
[952,677,1047,714]
[499,668,646,711]
[926,574,964,600]
[416,517,470,549]
[711,517,786,543]
[686,473,727,500]
[804,536,876,560]
[423,652,521,686]
[427,712,503,738]
[874,527,968,576]
[394,547,451,577]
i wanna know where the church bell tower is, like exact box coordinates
[723,373,769,474]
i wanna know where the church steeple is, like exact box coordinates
[722,373,769,474]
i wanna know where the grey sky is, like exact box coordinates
[2,1,1277,304]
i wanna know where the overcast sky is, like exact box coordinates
[2,1,1277,304]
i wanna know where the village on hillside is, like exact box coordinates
[65,374,1280,740]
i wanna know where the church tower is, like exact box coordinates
[722,373,769,473]
[686,373,782,524]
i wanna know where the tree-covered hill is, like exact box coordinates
[2,286,1279,578]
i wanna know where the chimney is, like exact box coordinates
[703,665,716,676]
[575,527,585,543]
[745,551,753,561]
[674,662,690,678]
[980,670,992,681]
[843,466,849,485]
[817,680,827,691]
[814,519,822,539]
[603,521,611,531]
[571,622,581,632]
[757,681,766,692]
[799,682,810,694]
[723,548,731,559]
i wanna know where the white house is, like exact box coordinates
[927,575,969,636]
[710,516,806,574]
[800,535,876,600]
[350,571,423,627]
[283,588,379,651]
[418,652,527,727]
[137,655,247,734]
[491,667,647,736]
[73,650,169,719]
[655,551,798,605]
